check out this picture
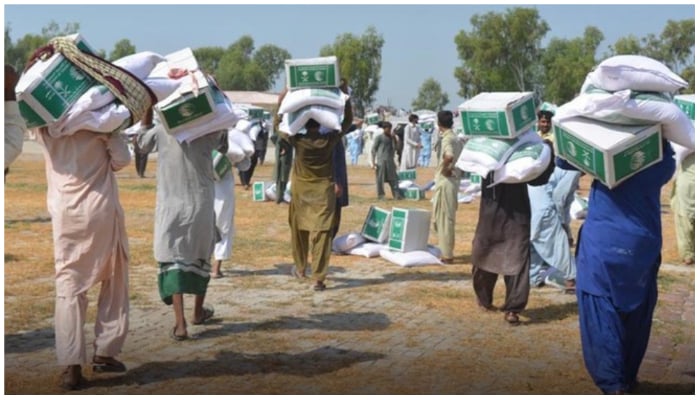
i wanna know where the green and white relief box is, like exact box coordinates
[459,92,536,138]
[364,113,380,125]
[469,172,482,184]
[246,106,265,121]
[361,205,392,243]
[285,56,339,89]
[252,182,268,202]
[153,48,224,134]
[553,117,662,189]
[674,94,694,121]
[400,187,425,200]
[16,33,97,128]
[397,169,417,181]
[388,208,431,252]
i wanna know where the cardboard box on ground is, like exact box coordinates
[388,208,430,252]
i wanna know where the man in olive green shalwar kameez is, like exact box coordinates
[278,88,352,291]
[432,111,463,263]
[370,121,403,200]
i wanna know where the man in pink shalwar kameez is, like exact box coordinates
[37,128,131,390]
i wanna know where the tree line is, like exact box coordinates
[5,7,694,117]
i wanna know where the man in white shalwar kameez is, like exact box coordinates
[399,114,422,171]
[210,121,253,278]
[37,127,131,390]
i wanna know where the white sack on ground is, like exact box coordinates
[332,232,367,253]
[379,245,443,267]
[347,242,387,258]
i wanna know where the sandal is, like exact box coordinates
[170,327,188,341]
[92,356,127,373]
[291,267,306,279]
[504,311,520,325]
[313,281,326,291]
[192,306,215,325]
[60,365,84,390]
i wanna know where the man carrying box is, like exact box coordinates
[278,81,353,291]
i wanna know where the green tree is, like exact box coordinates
[411,78,449,112]
[253,44,291,90]
[5,21,81,71]
[213,35,281,91]
[607,34,643,56]
[108,38,136,61]
[320,26,384,116]
[454,7,549,98]
[193,46,225,75]
[541,26,603,104]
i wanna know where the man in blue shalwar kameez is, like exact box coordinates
[556,139,675,394]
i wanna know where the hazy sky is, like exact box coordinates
[4,2,696,111]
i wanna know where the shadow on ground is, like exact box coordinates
[87,346,385,391]
[5,328,55,354]
[196,311,391,339]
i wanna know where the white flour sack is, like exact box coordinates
[278,87,348,114]
[143,77,182,102]
[559,87,695,149]
[491,140,551,186]
[455,129,540,177]
[379,246,443,267]
[589,55,688,93]
[282,104,342,135]
[227,125,255,159]
[332,232,367,253]
[347,242,387,258]
[113,51,166,80]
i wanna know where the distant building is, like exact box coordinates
[223,91,279,112]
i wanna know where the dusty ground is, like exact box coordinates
[3,141,694,394]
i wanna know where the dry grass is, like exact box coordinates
[3,150,683,331]
[3,146,691,395]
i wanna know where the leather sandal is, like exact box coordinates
[60,365,84,390]
[313,281,326,291]
[92,356,126,373]
[504,311,520,325]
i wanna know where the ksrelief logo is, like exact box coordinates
[178,103,195,117]
[630,151,646,170]
[484,119,496,131]
[519,105,530,121]
[53,81,71,98]
[68,66,85,81]
[567,141,577,157]
[314,71,325,82]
